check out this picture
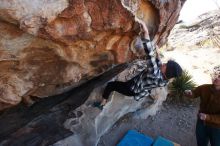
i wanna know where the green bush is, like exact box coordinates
[169,70,196,100]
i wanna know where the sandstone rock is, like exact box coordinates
[167,10,220,49]
[0,0,68,35]
[0,63,167,146]
[54,88,167,146]
[0,0,185,110]
[53,71,168,146]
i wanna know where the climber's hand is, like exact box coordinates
[199,113,207,121]
[184,90,193,97]
[136,18,150,40]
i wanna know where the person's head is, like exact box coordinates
[132,36,145,56]
[161,60,182,80]
[211,65,220,87]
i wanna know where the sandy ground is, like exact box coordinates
[162,47,220,85]
[99,100,199,146]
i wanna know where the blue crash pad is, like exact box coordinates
[153,136,174,146]
[117,130,154,146]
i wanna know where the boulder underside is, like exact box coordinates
[0,0,184,110]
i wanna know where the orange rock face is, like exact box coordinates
[0,0,185,110]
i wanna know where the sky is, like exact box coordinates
[179,0,220,22]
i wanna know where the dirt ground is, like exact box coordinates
[98,99,199,146]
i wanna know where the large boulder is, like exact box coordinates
[0,0,185,110]
[53,62,168,146]
[53,87,167,146]
[0,62,167,146]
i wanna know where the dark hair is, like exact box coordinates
[165,60,182,79]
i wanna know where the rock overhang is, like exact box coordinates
[0,0,185,110]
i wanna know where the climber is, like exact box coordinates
[184,65,220,146]
[93,19,182,110]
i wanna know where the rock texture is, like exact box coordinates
[54,88,167,146]
[166,10,220,49]
[53,62,168,146]
[0,63,167,146]
[0,0,185,110]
